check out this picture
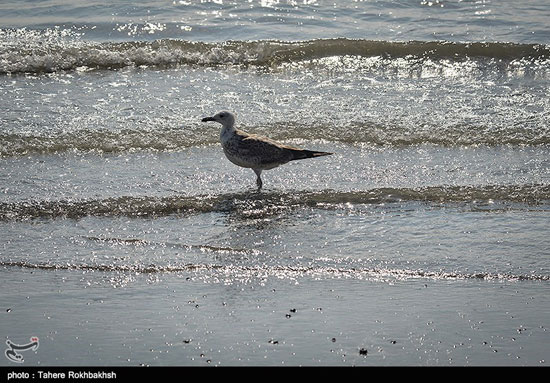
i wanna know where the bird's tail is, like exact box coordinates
[291,149,333,161]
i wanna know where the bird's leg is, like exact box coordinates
[253,169,263,190]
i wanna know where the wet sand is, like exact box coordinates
[1,265,548,366]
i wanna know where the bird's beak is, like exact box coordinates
[201,116,215,122]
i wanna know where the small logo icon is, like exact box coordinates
[5,337,39,363]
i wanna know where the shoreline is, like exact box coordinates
[1,267,548,366]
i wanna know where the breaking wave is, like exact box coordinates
[1,29,549,74]
[1,259,547,282]
[1,120,549,158]
[1,185,548,221]
[0,127,215,157]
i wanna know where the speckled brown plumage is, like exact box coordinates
[202,111,332,189]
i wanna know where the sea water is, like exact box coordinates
[1,0,549,366]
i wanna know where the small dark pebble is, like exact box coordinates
[182,339,191,344]
[268,339,279,344]
[285,314,291,318]
[290,308,296,313]
[359,348,368,356]
[390,340,397,344]
[331,338,336,343]
[6,308,11,313]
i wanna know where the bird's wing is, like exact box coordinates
[234,131,298,164]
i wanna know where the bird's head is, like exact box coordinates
[201,111,235,127]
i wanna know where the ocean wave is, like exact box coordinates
[1,122,548,157]
[1,29,549,74]
[0,128,215,157]
[1,185,548,221]
[1,259,547,282]
[82,235,261,256]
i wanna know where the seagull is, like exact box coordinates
[201,111,332,190]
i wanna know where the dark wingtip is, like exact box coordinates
[312,151,333,157]
[291,150,333,161]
